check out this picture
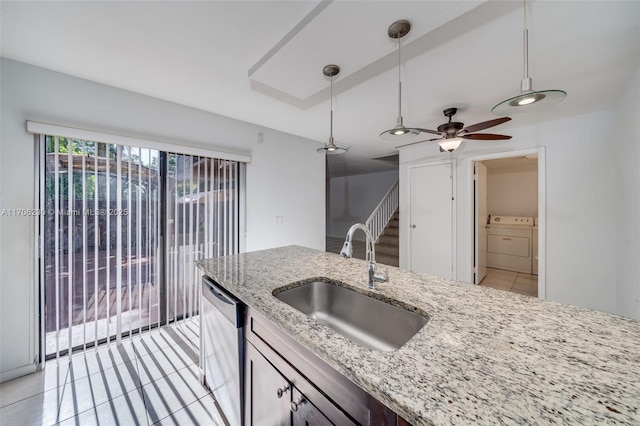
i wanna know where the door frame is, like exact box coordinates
[405,159,457,280]
[467,147,546,299]
[473,161,488,285]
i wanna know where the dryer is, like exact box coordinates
[486,215,534,274]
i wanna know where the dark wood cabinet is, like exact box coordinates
[244,341,354,425]
[244,341,291,425]
[290,388,333,426]
[244,306,406,426]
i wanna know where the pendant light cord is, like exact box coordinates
[397,35,403,121]
[523,0,529,80]
[329,74,334,140]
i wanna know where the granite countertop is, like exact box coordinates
[196,246,640,425]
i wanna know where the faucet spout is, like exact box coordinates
[340,223,388,289]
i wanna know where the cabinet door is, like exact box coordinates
[290,388,333,426]
[245,342,291,426]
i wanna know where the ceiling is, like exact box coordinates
[2,1,639,177]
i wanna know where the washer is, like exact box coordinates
[486,215,534,274]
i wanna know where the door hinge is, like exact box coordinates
[473,266,478,274]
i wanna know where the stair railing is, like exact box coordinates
[366,179,399,243]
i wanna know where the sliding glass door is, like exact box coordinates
[40,136,240,358]
[165,154,239,323]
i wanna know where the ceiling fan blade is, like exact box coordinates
[460,117,511,134]
[461,133,512,140]
[415,128,444,136]
[395,137,442,149]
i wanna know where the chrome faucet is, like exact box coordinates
[340,223,388,290]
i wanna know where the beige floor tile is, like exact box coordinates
[0,382,65,426]
[513,276,538,293]
[142,365,208,424]
[68,343,137,384]
[153,393,225,426]
[57,359,141,423]
[0,360,68,408]
[58,387,148,426]
[487,269,519,281]
[136,341,198,386]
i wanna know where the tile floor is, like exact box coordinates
[479,268,538,297]
[0,318,226,426]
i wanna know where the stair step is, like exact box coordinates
[376,253,399,267]
[387,219,399,229]
[376,243,399,257]
[393,212,399,220]
[378,234,399,245]
[383,227,399,236]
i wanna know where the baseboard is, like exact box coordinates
[0,362,38,384]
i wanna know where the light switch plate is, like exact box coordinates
[273,216,284,227]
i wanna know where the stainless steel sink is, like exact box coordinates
[274,280,428,352]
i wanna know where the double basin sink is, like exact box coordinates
[274,280,428,352]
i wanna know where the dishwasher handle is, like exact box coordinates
[202,277,243,328]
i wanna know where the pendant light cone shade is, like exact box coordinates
[438,137,463,152]
[492,1,566,115]
[317,64,348,154]
[380,20,422,141]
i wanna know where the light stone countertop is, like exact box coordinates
[196,246,640,425]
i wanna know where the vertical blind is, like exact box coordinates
[165,154,239,324]
[40,135,241,359]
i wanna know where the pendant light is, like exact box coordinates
[317,64,348,154]
[380,20,422,141]
[492,0,566,115]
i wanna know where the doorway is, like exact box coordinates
[471,149,545,299]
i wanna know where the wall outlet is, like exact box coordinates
[273,216,284,227]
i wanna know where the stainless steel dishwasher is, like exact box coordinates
[201,276,244,426]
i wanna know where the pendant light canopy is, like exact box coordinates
[492,0,566,115]
[380,20,422,141]
[317,64,348,154]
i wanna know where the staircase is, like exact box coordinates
[375,211,399,267]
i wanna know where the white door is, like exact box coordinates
[409,163,453,279]
[474,162,488,284]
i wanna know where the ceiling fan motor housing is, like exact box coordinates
[437,121,464,135]
[438,107,464,136]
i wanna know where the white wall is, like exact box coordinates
[486,168,538,217]
[614,67,640,319]
[400,110,620,315]
[327,170,398,240]
[0,58,325,381]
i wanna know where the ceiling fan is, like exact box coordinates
[395,108,512,152]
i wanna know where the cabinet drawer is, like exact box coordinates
[487,235,530,257]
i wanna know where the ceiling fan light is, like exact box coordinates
[438,137,463,152]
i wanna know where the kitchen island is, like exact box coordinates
[196,246,640,425]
